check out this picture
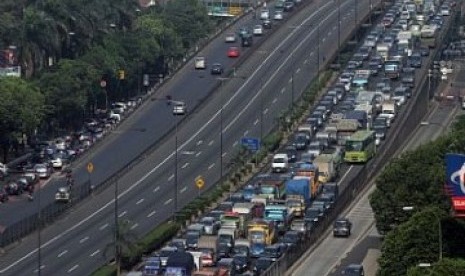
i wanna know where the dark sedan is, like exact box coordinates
[210,63,224,75]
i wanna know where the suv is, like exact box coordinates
[272,153,289,173]
[333,218,352,237]
[342,264,365,276]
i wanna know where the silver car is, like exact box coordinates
[200,216,220,235]
[33,163,51,179]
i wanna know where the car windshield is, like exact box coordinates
[345,140,363,151]
[260,186,275,194]
[394,91,404,97]
[306,209,319,217]
[264,247,277,255]
[335,221,349,227]
[202,219,213,226]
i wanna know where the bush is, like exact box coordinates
[263,132,283,152]
[138,222,180,255]
[91,265,116,276]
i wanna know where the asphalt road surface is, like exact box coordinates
[0,0,379,275]
[289,102,459,276]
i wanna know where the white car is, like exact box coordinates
[272,153,289,173]
[50,156,63,169]
[173,102,187,116]
[55,187,71,203]
[392,90,406,106]
[225,33,236,43]
[260,9,270,20]
[274,11,283,20]
[253,25,263,36]
[441,6,450,16]
[194,56,206,69]
[0,162,8,178]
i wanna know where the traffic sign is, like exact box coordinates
[195,175,205,189]
[87,162,94,173]
[241,137,260,152]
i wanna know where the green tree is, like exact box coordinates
[0,77,44,161]
[378,207,447,276]
[407,258,465,276]
[37,59,99,130]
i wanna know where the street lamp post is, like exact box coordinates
[403,206,443,261]
[338,0,341,66]
[37,184,42,276]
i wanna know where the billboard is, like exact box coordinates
[445,153,465,214]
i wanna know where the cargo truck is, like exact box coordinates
[264,203,292,234]
[293,163,320,198]
[313,154,338,183]
[285,179,311,217]
[165,252,196,276]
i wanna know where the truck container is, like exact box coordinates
[293,163,320,198]
[253,173,289,200]
[345,110,368,130]
[378,100,397,127]
[313,154,337,183]
[220,212,246,238]
[264,203,292,234]
[247,219,276,245]
[285,179,311,205]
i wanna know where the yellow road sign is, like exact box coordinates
[195,176,205,189]
[87,162,94,173]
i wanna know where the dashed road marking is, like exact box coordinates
[208,140,214,146]
[79,236,89,244]
[136,198,145,205]
[118,211,127,218]
[254,119,259,125]
[288,78,292,83]
[197,140,203,146]
[99,223,108,231]
[281,87,285,94]
[164,198,173,205]
[310,52,314,56]
[168,174,174,181]
[222,152,227,157]
[180,186,188,193]
[208,163,215,170]
[273,98,278,104]
[130,223,139,230]
[244,130,249,136]
[58,250,68,258]
[233,141,238,147]
[264,108,269,114]
[90,249,100,257]
[147,210,157,218]
[181,162,189,169]
[68,264,79,273]
[195,151,202,157]
[153,186,160,193]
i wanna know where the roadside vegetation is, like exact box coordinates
[370,115,465,276]
[0,0,214,161]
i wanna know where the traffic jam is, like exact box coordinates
[140,0,452,275]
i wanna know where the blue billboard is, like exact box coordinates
[445,153,465,213]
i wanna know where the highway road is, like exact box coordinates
[289,102,459,276]
[0,0,379,275]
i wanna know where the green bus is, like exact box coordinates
[344,130,376,163]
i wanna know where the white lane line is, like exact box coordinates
[130,223,139,230]
[68,264,79,273]
[181,162,189,169]
[195,151,202,157]
[90,249,100,257]
[180,186,188,193]
[273,98,278,104]
[153,186,160,193]
[99,223,109,231]
[281,87,285,94]
[196,140,203,146]
[244,130,249,136]
[264,108,269,114]
[136,198,145,205]
[79,236,89,244]
[310,52,314,56]
[164,198,173,205]
[168,174,174,181]
[288,78,292,83]
[118,211,127,218]
[222,152,227,157]
[58,250,68,258]
[208,163,215,170]
[296,68,301,74]
[328,31,332,36]
[233,141,238,147]
[304,59,308,64]
[333,25,337,30]
[322,37,326,42]
[208,140,214,146]
[33,265,45,273]
[254,119,259,125]
[147,210,157,218]
[0,1,347,273]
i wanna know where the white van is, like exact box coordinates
[272,153,289,173]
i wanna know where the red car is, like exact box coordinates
[227,47,240,58]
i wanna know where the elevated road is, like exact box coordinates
[0,0,378,275]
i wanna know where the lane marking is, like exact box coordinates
[196,140,203,146]
[264,108,269,114]
[181,162,189,169]
[310,52,314,56]
[180,186,188,193]
[254,119,259,125]
[58,250,68,258]
[118,211,127,218]
[147,210,157,218]
[288,78,293,83]
[68,264,79,273]
[233,141,238,147]
[0,1,355,272]
[296,68,301,74]
[164,199,173,205]
[272,98,277,104]
[195,151,202,157]
[222,152,227,157]
[153,186,160,193]
[90,249,100,257]
[208,140,214,146]
[208,163,215,170]
[281,87,286,94]
[99,223,109,231]
[304,59,308,64]
[79,236,89,244]
[136,198,145,205]
[322,37,326,42]
[33,265,45,274]
[130,223,139,230]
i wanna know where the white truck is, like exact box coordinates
[378,100,397,127]
[397,31,413,55]
[376,43,390,61]
[313,154,337,183]
[194,56,206,69]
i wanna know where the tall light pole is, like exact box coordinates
[135,8,142,97]
[168,99,185,216]
[217,78,227,183]
[337,0,341,66]
[403,206,443,261]
[37,184,42,276]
